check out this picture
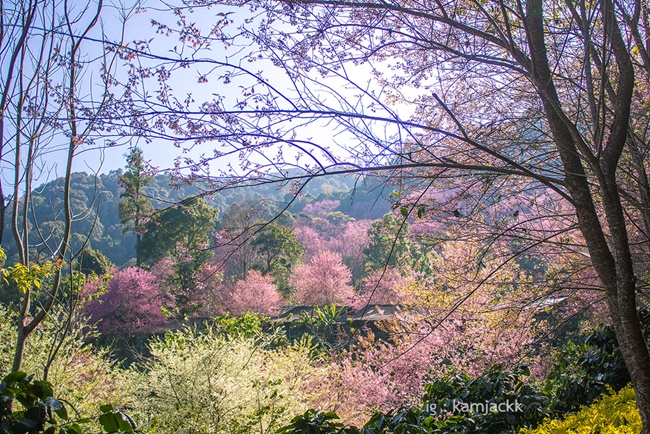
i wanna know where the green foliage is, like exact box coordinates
[1,260,60,295]
[211,312,264,339]
[0,371,136,434]
[276,410,360,434]
[362,213,433,275]
[522,385,641,434]
[419,365,548,433]
[545,309,650,414]
[0,247,61,306]
[119,147,154,267]
[140,196,217,265]
[118,149,154,228]
[76,249,113,277]
[363,214,412,272]
[251,223,304,293]
[291,305,352,351]
[134,321,318,434]
[1,371,75,434]
[97,405,138,434]
[140,197,218,313]
[0,306,136,422]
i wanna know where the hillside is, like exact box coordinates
[1,170,391,265]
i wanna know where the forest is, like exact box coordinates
[2,0,650,433]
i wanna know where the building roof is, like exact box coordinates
[271,304,404,323]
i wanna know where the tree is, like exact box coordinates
[85,266,171,336]
[140,196,218,311]
[295,218,372,282]
[118,147,154,267]
[0,0,130,373]
[216,200,279,282]
[363,214,418,273]
[77,248,113,277]
[140,196,217,265]
[229,269,284,316]
[104,0,650,428]
[291,251,354,305]
[251,223,304,293]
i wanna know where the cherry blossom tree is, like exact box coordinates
[229,270,284,316]
[85,267,172,336]
[295,219,371,282]
[291,251,354,305]
[351,267,407,309]
[302,200,340,216]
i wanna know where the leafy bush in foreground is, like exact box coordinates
[0,306,135,422]
[134,316,322,434]
[0,371,136,434]
[545,309,650,414]
[521,385,641,434]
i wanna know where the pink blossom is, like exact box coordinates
[85,267,172,335]
[291,251,354,305]
[228,270,284,316]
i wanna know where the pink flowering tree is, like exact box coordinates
[351,267,407,309]
[302,199,341,216]
[190,261,230,317]
[228,270,285,316]
[295,219,372,282]
[290,251,354,305]
[85,267,172,335]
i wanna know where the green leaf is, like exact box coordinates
[13,418,39,431]
[2,371,27,384]
[53,404,68,421]
[33,380,54,399]
[99,412,120,432]
[400,206,409,217]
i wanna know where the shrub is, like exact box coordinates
[545,309,650,414]
[0,307,135,420]
[277,364,549,434]
[134,320,321,433]
[418,365,548,433]
[0,371,136,434]
[276,410,360,434]
[522,385,641,434]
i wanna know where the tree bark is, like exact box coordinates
[527,0,650,429]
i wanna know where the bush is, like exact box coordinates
[276,410,360,434]
[545,309,650,414]
[0,307,135,421]
[522,385,641,434]
[133,319,321,433]
[0,371,136,434]
[277,364,549,434]
[418,365,548,433]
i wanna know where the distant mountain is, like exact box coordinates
[2,171,391,266]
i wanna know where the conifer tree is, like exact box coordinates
[118,147,154,267]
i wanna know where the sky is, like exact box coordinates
[3,0,289,188]
[2,0,392,194]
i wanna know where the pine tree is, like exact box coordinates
[118,147,154,267]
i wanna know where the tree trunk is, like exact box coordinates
[11,313,29,372]
[601,181,650,431]
[526,0,650,429]
[137,233,141,267]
